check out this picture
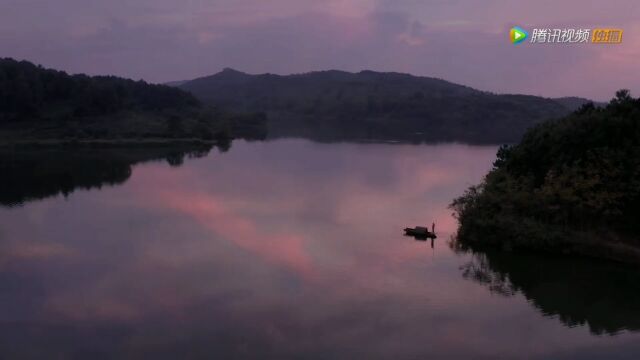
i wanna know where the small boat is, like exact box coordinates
[404,224,437,239]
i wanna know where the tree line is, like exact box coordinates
[0,58,267,141]
[451,90,640,262]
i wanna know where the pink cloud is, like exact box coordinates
[3,1,638,99]
[157,190,314,278]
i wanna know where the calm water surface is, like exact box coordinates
[1,139,640,359]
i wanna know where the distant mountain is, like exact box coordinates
[552,96,605,112]
[164,80,189,87]
[177,69,597,143]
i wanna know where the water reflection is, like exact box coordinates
[0,144,219,207]
[457,247,640,335]
[1,139,639,359]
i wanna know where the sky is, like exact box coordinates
[1,0,638,101]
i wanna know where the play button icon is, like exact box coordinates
[510,26,528,44]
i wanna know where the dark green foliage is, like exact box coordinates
[451,91,640,260]
[167,115,185,137]
[0,58,268,141]
[178,68,592,143]
[0,58,199,122]
[229,112,268,140]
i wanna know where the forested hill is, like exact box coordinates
[0,58,199,121]
[452,90,640,263]
[177,68,595,143]
[0,59,267,141]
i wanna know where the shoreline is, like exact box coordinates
[453,227,640,266]
[0,137,226,148]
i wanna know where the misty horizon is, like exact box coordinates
[2,0,638,102]
[3,58,615,102]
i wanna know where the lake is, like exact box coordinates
[1,139,640,359]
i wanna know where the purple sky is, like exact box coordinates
[1,0,638,100]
